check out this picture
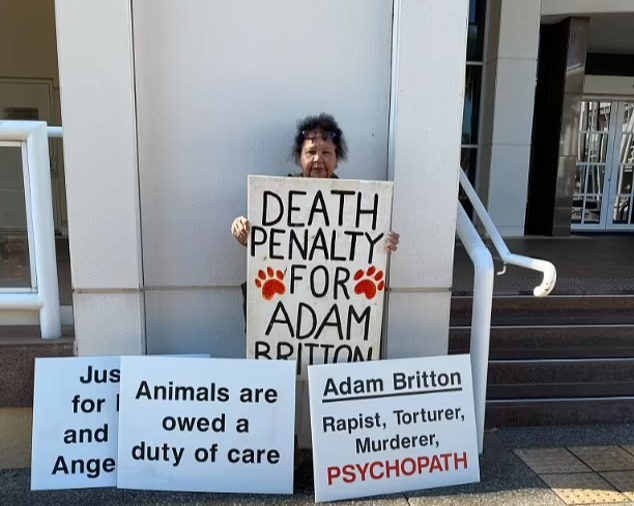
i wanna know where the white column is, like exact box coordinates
[55,0,144,355]
[478,0,541,237]
[386,0,469,358]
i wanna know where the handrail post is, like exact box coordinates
[456,204,493,454]
[31,123,61,338]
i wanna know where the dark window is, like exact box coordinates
[459,148,479,215]
[462,65,482,146]
[461,0,486,215]
[467,0,486,62]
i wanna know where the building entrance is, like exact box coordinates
[573,99,634,230]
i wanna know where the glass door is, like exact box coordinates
[573,99,634,231]
[573,100,613,229]
[607,101,634,229]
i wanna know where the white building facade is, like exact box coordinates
[2,0,634,466]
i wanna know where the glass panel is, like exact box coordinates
[0,145,31,287]
[571,174,583,224]
[612,196,632,224]
[619,133,634,165]
[462,65,482,145]
[578,133,609,163]
[459,148,478,216]
[573,164,585,195]
[460,147,477,181]
[583,195,602,224]
[466,0,486,61]
[579,101,611,132]
[586,165,606,195]
[617,164,633,194]
[622,102,634,134]
[573,163,606,225]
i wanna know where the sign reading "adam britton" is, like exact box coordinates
[308,356,480,502]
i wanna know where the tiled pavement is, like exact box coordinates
[5,424,634,505]
[515,446,634,504]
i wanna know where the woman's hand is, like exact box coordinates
[231,216,250,247]
[386,231,399,254]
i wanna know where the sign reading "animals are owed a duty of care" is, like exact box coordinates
[246,176,394,378]
[116,356,296,494]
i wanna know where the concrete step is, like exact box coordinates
[0,325,74,340]
[449,325,634,359]
[486,357,634,399]
[451,295,634,326]
[485,398,634,427]
[452,293,634,426]
[487,357,634,388]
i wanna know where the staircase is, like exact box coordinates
[450,294,634,427]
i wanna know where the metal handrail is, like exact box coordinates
[455,204,493,455]
[47,126,63,138]
[0,121,62,338]
[459,169,557,296]
[457,168,557,454]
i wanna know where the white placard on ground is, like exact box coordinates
[247,176,394,378]
[116,356,296,494]
[308,355,480,502]
[31,356,121,490]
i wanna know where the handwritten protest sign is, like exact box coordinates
[116,356,296,494]
[31,356,121,490]
[246,176,393,378]
[308,355,480,502]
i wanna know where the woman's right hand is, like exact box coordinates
[231,216,250,247]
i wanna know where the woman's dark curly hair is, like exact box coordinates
[292,113,348,163]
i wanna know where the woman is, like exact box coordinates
[231,113,398,473]
[231,113,399,251]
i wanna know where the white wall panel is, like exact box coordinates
[479,0,540,237]
[388,0,468,290]
[584,75,634,97]
[386,292,451,359]
[55,0,143,290]
[487,144,531,235]
[542,0,634,16]
[498,1,541,59]
[491,59,538,145]
[74,292,145,356]
[145,289,245,357]
[133,0,392,287]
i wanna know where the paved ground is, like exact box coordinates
[4,424,634,505]
[453,235,634,295]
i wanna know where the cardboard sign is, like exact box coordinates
[246,176,394,378]
[31,356,121,490]
[308,355,480,502]
[116,356,296,494]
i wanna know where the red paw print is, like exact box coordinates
[255,267,286,301]
[353,266,385,300]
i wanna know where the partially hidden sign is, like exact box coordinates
[308,355,480,502]
[246,176,394,378]
[116,356,296,494]
[31,356,121,490]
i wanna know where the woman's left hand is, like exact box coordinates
[386,231,400,254]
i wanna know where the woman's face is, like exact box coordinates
[299,130,338,178]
